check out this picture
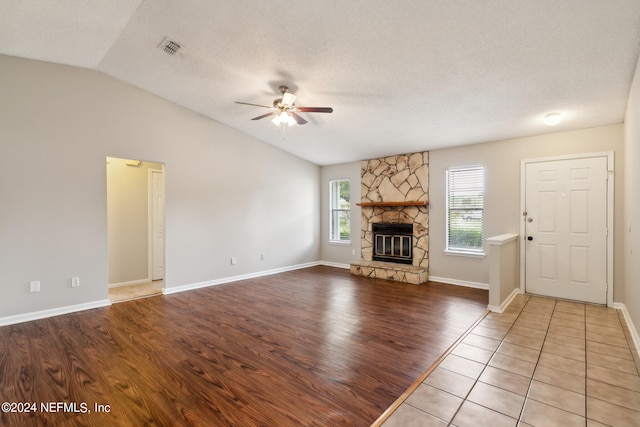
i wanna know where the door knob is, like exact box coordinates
[527,236,533,241]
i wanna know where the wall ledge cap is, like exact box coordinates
[486,233,519,245]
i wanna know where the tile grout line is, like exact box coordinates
[585,308,640,420]
[568,305,640,421]
[446,295,534,426]
[399,297,639,426]
[371,309,491,427]
[512,297,557,425]
[462,298,600,424]
[382,296,640,426]
[584,304,588,426]
[617,309,640,377]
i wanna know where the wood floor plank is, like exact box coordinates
[0,266,487,426]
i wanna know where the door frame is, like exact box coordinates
[519,151,614,307]
[148,167,165,283]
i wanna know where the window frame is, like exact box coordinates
[445,165,485,256]
[329,178,351,244]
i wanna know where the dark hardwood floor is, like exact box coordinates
[0,266,488,426]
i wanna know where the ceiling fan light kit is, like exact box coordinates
[236,85,333,128]
[272,111,296,127]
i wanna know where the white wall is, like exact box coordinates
[624,54,640,333]
[320,162,362,266]
[0,54,320,319]
[429,125,625,298]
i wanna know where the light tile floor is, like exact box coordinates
[380,294,640,427]
[108,280,164,303]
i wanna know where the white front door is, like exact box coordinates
[524,156,608,304]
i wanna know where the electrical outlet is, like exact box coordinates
[71,277,80,287]
[230,257,237,265]
[352,249,356,256]
[260,254,265,261]
[30,281,41,293]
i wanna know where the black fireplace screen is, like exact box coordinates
[372,223,413,265]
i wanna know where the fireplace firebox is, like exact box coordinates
[372,223,413,265]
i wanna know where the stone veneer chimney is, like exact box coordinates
[350,151,429,284]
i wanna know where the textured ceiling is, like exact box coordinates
[2,1,640,165]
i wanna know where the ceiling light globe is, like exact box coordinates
[543,112,563,126]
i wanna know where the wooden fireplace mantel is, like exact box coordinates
[356,201,428,207]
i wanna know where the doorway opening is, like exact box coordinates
[106,156,165,302]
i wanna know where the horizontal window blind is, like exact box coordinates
[329,179,350,242]
[446,166,484,252]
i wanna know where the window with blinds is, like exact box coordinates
[329,179,350,242]
[446,166,484,253]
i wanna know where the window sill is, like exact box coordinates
[444,250,486,259]
[328,240,351,246]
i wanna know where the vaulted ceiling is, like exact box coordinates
[2,1,640,165]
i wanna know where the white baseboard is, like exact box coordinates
[613,302,640,358]
[487,288,522,313]
[108,278,150,289]
[428,276,489,290]
[0,299,112,327]
[163,261,321,295]
[319,261,351,269]
[1,263,343,326]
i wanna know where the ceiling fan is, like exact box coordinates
[235,86,333,126]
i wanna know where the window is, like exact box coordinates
[329,179,350,242]
[446,166,484,254]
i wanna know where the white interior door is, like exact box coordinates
[150,169,165,281]
[524,156,608,304]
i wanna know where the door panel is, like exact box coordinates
[538,244,557,280]
[524,157,607,304]
[538,191,557,232]
[150,169,165,281]
[570,190,589,233]
[570,246,589,284]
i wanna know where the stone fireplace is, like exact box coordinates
[350,152,429,284]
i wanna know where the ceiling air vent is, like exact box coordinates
[159,38,181,56]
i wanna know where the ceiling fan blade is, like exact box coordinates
[295,107,333,113]
[290,113,308,125]
[251,112,276,120]
[235,101,273,109]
